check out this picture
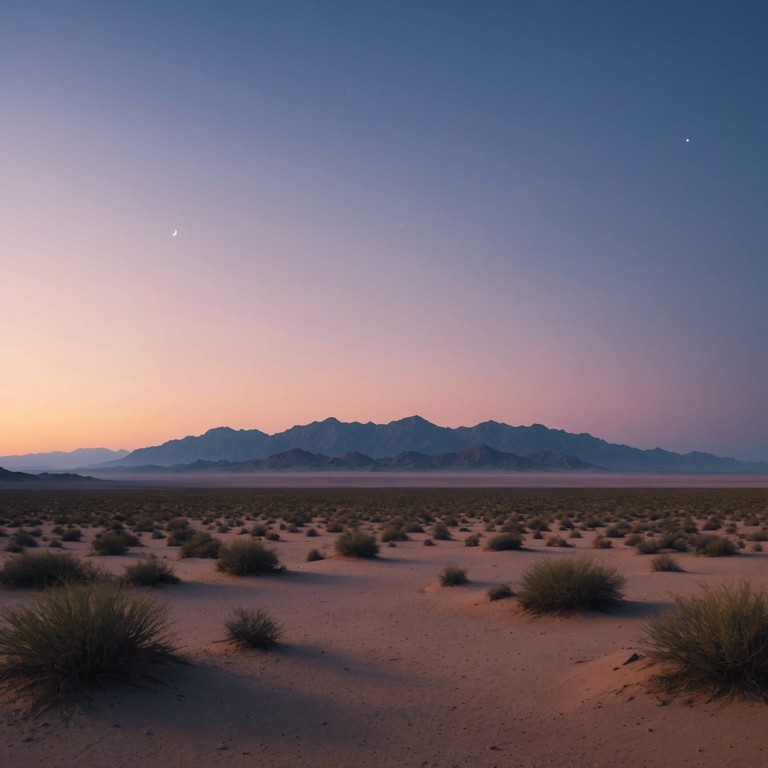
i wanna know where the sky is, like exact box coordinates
[2,1,767,460]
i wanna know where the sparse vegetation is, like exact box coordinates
[487,584,514,601]
[217,540,283,575]
[651,554,683,572]
[335,531,379,558]
[224,606,282,649]
[0,551,98,588]
[306,548,324,562]
[0,582,177,703]
[486,532,524,551]
[518,556,626,615]
[439,565,468,586]
[123,555,180,586]
[643,581,768,700]
[178,531,222,559]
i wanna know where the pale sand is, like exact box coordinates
[3,519,768,768]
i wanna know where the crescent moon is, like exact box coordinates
[172,229,178,237]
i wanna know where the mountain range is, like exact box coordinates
[104,445,601,474]
[0,447,128,472]
[0,467,101,485]
[88,416,768,474]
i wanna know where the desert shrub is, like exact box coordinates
[694,535,739,557]
[643,582,768,699]
[217,540,283,576]
[123,555,180,586]
[306,548,324,562]
[464,533,481,547]
[305,527,318,537]
[753,543,764,553]
[486,532,524,551]
[593,535,613,549]
[335,531,379,558]
[423,538,434,546]
[518,556,626,615]
[250,523,268,537]
[651,554,683,572]
[380,525,409,543]
[326,521,343,533]
[179,532,222,559]
[266,532,281,542]
[5,531,38,552]
[225,607,282,649]
[61,528,82,542]
[405,521,425,533]
[0,582,177,702]
[569,530,583,539]
[635,538,664,555]
[431,522,452,541]
[91,531,138,556]
[439,565,468,587]
[487,584,514,601]
[0,552,98,588]
[546,535,573,548]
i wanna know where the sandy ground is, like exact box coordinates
[3,517,768,768]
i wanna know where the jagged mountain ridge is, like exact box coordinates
[99,416,768,473]
[106,445,601,473]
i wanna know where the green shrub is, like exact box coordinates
[0,552,98,588]
[0,582,177,703]
[651,554,683,572]
[123,555,180,586]
[335,531,379,558]
[487,584,514,601]
[225,607,282,649]
[217,540,283,576]
[518,556,626,615]
[179,532,222,559]
[439,565,468,587]
[643,582,768,699]
[486,532,524,551]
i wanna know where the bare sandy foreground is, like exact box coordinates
[3,512,768,767]
[93,471,768,488]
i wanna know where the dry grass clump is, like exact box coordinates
[0,582,177,704]
[217,540,283,575]
[225,607,282,649]
[335,531,379,558]
[486,532,524,551]
[306,548,324,562]
[643,582,768,700]
[123,555,180,586]
[439,565,468,586]
[487,584,514,601]
[0,551,98,588]
[651,554,683,572]
[518,556,626,615]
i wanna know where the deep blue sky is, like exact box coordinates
[2,1,767,459]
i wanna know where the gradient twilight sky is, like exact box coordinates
[2,1,767,460]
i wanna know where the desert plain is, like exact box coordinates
[2,484,768,768]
